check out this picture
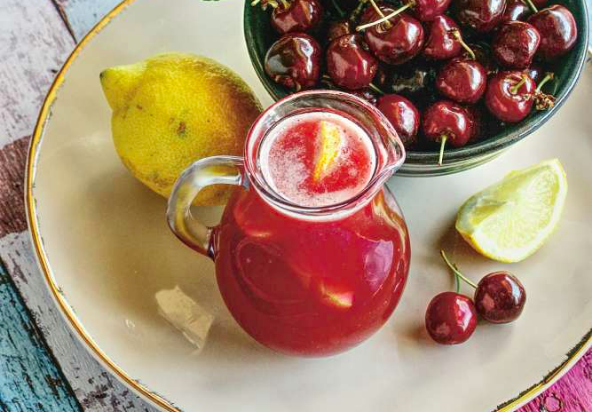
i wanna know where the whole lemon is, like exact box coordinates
[100,53,262,206]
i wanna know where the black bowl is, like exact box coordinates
[244,0,589,176]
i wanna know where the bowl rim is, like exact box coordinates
[243,0,590,165]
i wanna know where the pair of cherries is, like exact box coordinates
[425,251,527,345]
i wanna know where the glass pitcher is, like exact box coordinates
[167,90,411,357]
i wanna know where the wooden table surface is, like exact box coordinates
[0,1,590,411]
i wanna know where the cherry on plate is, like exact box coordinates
[265,33,321,90]
[453,0,507,32]
[425,291,478,345]
[493,21,541,69]
[475,272,527,323]
[377,94,420,147]
[440,251,527,324]
[327,34,378,91]
[270,0,323,34]
[528,5,578,60]
[436,57,487,104]
[423,15,463,60]
[422,100,475,165]
[359,5,425,65]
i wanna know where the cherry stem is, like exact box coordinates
[450,30,475,61]
[368,82,385,95]
[331,0,346,17]
[368,0,389,20]
[510,75,528,94]
[351,0,370,21]
[440,250,478,289]
[536,72,554,92]
[454,266,461,294]
[522,0,539,13]
[251,0,280,8]
[438,135,447,166]
[356,1,415,31]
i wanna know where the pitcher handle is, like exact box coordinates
[166,155,244,259]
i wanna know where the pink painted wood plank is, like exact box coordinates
[520,350,592,412]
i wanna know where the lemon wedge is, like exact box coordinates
[313,120,343,181]
[455,159,567,263]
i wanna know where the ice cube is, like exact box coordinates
[155,286,214,351]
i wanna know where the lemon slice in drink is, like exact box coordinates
[313,121,343,181]
[456,159,568,263]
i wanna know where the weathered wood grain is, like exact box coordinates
[0,0,156,410]
[0,0,74,148]
[0,137,28,238]
[52,0,122,41]
[0,233,154,412]
[0,262,81,412]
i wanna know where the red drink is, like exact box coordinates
[213,110,410,356]
[262,111,375,207]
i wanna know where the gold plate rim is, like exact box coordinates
[25,1,592,411]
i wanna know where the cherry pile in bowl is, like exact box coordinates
[254,0,579,164]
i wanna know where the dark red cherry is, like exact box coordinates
[439,252,527,325]
[352,88,379,105]
[531,0,549,8]
[436,58,487,104]
[524,63,543,83]
[423,15,462,60]
[270,0,323,34]
[493,21,541,69]
[425,292,478,345]
[475,272,526,323]
[453,0,507,32]
[265,33,321,90]
[360,5,425,65]
[465,105,483,141]
[501,0,531,22]
[412,0,452,22]
[462,43,498,73]
[528,5,578,60]
[423,101,475,164]
[377,94,420,147]
[485,71,535,122]
[327,20,352,43]
[327,34,378,90]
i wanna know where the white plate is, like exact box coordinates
[28,1,592,411]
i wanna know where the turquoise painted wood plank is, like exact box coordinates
[0,264,81,412]
[53,0,123,41]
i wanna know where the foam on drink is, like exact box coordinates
[260,111,376,207]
